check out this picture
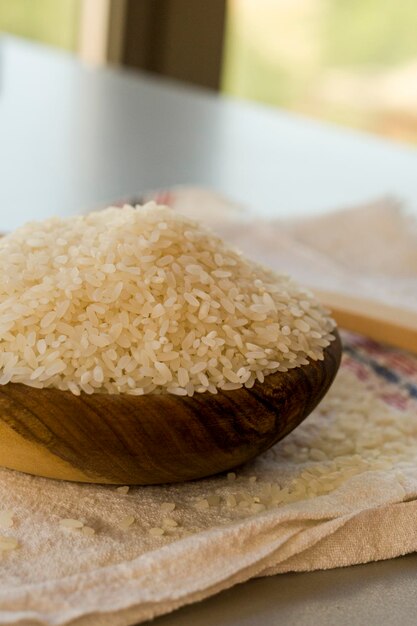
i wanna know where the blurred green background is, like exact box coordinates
[223,0,417,143]
[0,0,80,50]
[1,0,416,143]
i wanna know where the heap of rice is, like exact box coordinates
[0,203,335,396]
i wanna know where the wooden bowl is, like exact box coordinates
[0,331,341,484]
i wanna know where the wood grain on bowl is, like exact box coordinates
[0,331,341,484]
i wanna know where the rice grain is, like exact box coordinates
[0,204,335,396]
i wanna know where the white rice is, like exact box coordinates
[0,203,335,396]
[162,518,178,529]
[160,502,176,513]
[0,536,19,551]
[0,511,14,529]
[118,515,135,529]
[59,518,84,530]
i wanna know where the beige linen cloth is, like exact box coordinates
[1,189,417,625]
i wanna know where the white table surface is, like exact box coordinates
[1,36,417,626]
[1,36,416,233]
